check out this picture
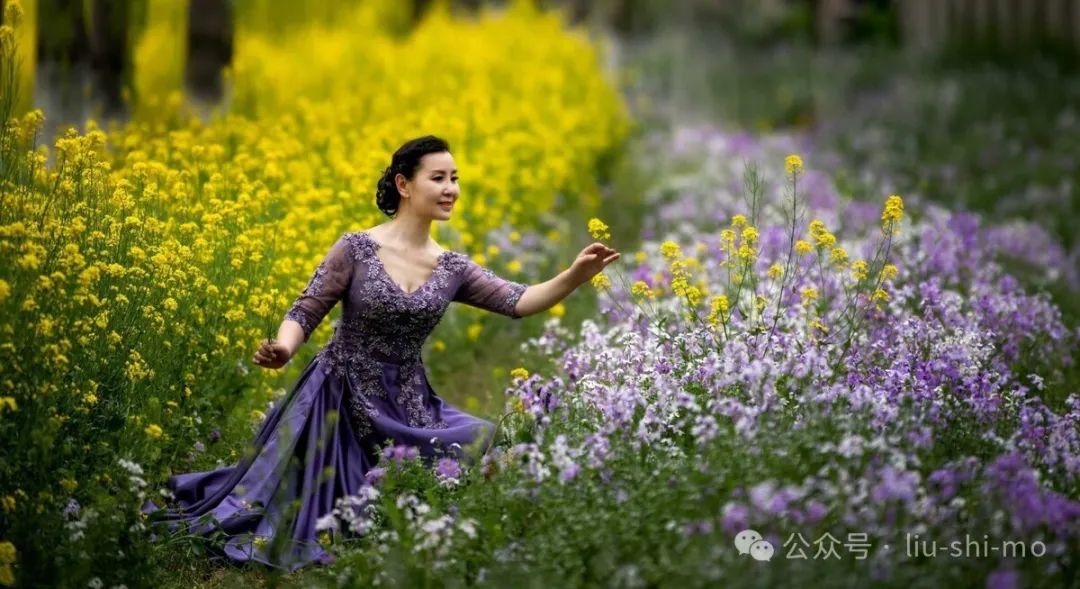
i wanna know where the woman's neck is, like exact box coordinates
[379,216,434,250]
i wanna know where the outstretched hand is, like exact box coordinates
[253,339,292,370]
[569,242,620,285]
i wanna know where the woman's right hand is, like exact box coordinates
[253,339,292,369]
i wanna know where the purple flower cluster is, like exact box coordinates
[501,123,1080,578]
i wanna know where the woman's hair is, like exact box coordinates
[376,135,452,217]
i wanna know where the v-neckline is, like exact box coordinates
[360,231,452,297]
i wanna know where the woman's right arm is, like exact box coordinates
[279,232,356,357]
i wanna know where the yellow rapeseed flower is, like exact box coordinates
[510,367,529,380]
[800,287,818,304]
[731,214,747,228]
[0,280,9,303]
[881,264,898,281]
[549,302,565,317]
[59,479,78,493]
[144,423,163,438]
[591,274,611,290]
[587,218,611,241]
[851,260,869,281]
[660,241,682,259]
[467,323,483,341]
[882,195,904,226]
[630,280,655,300]
[431,340,446,352]
[0,540,15,563]
[784,154,804,175]
[830,247,848,267]
[795,240,813,256]
[767,263,783,279]
[706,294,729,327]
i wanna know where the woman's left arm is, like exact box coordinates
[514,242,621,317]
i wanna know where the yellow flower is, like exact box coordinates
[0,280,9,303]
[881,264,898,281]
[767,263,783,279]
[251,409,265,422]
[587,218,611,241]
[685,286,703,307]
[660,241,682,259]
[0,496,14,513]
[634,251,646,264]
[162,297,178,312]
[706,294,729,327]
[59,479,78,493]
[507,259,523,273]
[549,302,565,317]
[509,231,521,243]
[467,323,483,341]
[630,280,655,300]
[809,319,828,333]
[731,214,747,228]
[784,154,804,175]
[872,288,889,303]
[800,287,818,304]
[851,261,869,281]
[882,194,904,226]
[829,247,848,267]
[512,397,525,413]
[795,240,813,256]
[0,397,16,412]
[808,220,836,249]
[144,423,163,438]
[591,273,611,290]
[740,226,759,246]
[0,564,12,586]
[510,367,529,380]
[719,229,736,249]
[431,339,446,352]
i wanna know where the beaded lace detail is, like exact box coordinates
[283,230,528,441]
[320,232,463,438]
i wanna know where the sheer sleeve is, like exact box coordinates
[453,258,529,319]
[283,233,355,342]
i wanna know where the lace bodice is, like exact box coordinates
[282,231,529,436]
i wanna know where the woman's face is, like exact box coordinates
[396,151,459,220]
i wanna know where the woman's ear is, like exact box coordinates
[395,173,409,198]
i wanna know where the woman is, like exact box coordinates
[145,135,620,570]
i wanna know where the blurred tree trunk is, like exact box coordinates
[87,0,135,116]
[186,0,231,104]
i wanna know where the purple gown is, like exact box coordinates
[144,230,528,570]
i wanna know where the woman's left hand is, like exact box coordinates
[568,242,620,285]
